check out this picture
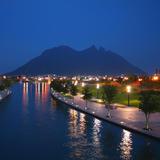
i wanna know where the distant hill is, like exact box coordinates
[8,45,145,76]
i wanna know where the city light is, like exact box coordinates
[96,83,100,89]
[138,78,143,82]
[126,85,131,106]
[3,76,6,79]
[124,77,129,81]
[152,75,159,81]
[96,83,100,98]
[96,78,99,81]
[48,79,51,85]
[38,77,42,81]
[82,82,85,87]
[74,80,78,86]
[126,85,131,93]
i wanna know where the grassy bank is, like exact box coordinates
[78,85,140,107]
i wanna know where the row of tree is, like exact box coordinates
[102,86,160,130]
[0,79,12,91]
[50,80,160,130]
[50,79,78,100]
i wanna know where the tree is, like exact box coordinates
[62,83,69,94]
[50,80,63,92]
[82,86,92,109]
[3,79,12,88]
[0,79,12,91]
[102,85,117,118]
[139,90,160,130]
[0,84,5,91]
[70,84,78,102]
[50,80,69,94]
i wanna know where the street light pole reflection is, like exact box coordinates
[35,82,49,107]
[93,118,101,145]
[119,129,133,160]
[79,113,86,134]
[22,82,29,107]
[67,109,87,159]
[91,118,104,159]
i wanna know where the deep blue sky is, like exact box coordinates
[0,0,160,74]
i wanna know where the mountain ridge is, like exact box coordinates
[7,45,145,76]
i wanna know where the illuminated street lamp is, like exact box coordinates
[38,77,42,81]
[152,75,159,81]
[138,78,143,82]
[3,75,6,79]
[74,80,78,86]
[96,83,100,98]
[82,82,85,87]
[96,83,100,89]
[126,85,131,106]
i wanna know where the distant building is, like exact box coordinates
[155,68,160,76]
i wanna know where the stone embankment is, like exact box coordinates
[51,88,160,140]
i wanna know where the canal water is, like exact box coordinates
[0,83,159,160]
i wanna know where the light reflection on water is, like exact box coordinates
[67,109,105,160]
[119,130,132,160]
[92,118,104,159]
[22,82,29,106]
[17,83,160,160]
[67,109,88,159]
[79,112,86,135]
[23,82,49,107]
[67,107,133,160]
[93,118,101,146]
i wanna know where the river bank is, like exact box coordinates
[51,88,160,140]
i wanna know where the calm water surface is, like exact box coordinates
[0,83,159,160]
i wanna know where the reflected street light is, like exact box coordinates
[126,85,131,106]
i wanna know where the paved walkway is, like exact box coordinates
[51,90,160,140]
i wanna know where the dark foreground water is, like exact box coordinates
[0,83,159,160]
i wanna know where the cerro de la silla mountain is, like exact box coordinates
[8,45,145,76]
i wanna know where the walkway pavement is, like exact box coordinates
[51,90,160,140]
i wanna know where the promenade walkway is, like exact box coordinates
[51,89,160,140]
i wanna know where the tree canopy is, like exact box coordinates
[0,79,12,91]
[82,86,92,101]
[139,90,160,129]
[139,90,160,114]
[102,85,117,104]
[50,79,70,94]
[70,84,78,96]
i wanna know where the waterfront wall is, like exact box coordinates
[0,89,12,102]
[51,88,160,140]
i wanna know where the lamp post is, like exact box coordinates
[126,85,131,106]
[96,83,100,98]
[74,80,78,86]
[82,82,85,87]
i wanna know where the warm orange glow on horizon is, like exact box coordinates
[152,75,159,81]
[138,78,143,82]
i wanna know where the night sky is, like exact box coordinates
[0,0,160,74]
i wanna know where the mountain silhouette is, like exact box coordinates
[8,45,145,75]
